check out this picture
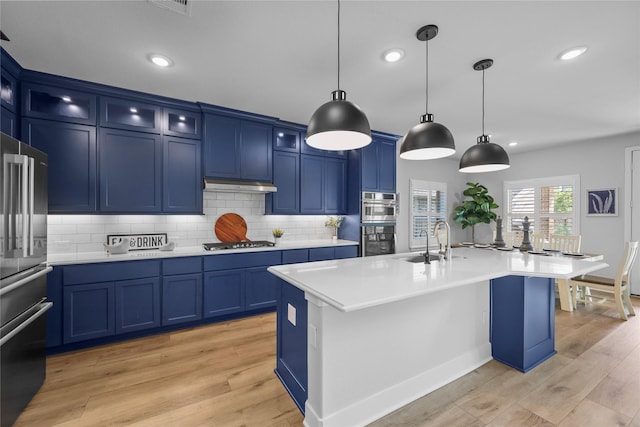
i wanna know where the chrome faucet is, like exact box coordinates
[434,220,451,261]
[420,229,431,264]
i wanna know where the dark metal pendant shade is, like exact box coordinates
[459,135,510,173]
[399,114,455,160]
[459,58,510,173]
[307,90,372,150]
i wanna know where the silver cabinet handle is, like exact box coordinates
[0,301,53,347]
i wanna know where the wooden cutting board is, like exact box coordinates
[215,213,249,242]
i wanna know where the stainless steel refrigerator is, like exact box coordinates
[1,132,52,427]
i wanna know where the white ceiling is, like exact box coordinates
[1,1,639,158]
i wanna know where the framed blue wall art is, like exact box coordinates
[586,188,618,216]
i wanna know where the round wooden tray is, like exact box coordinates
[215,213,249,243]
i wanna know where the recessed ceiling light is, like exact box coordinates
[559,46,587,61]
[61,96,72,102]
[508,141,518,147]
[130,107,138,113]
[148,53,173,67]
[383,48,405,63]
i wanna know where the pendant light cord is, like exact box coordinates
[425,36,429,114]
[337,0,341,91]
[481,68,485,135]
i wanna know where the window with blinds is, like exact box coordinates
[410,179,447,250]
[504,175,579,242]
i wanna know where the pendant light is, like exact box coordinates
[459,59,510,173]
[399,25,455,160]
[306,0,371,151]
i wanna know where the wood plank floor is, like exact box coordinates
[15,297,640,427]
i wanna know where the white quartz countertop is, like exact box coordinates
[267,247,609,312]
[47,239,358,266]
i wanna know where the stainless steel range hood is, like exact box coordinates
[203,178,277,193]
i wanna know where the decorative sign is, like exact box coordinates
[107,233,168,251]
[586,188,618,216]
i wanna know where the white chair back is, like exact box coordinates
[531,233,545,251]
[549,234,581,253]
[618,241,639,286]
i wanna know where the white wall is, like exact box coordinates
[48,192,336,254]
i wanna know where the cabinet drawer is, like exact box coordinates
[162,257,202,275]
[22,82,97,125]
[335,246,358,259]
[204,251,281,271]
[282,249,309,264]
[309,247,334,261]
[99,96,160,133]
[64,260,161,285]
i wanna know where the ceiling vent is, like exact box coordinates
[148,0,191,17]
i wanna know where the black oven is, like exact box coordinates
[361,224,396,257]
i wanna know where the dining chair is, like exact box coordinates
[571,241,639,320]
[549,234,581,253]
[531,233,546,251]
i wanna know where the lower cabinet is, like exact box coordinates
[64,282,115,344]
[490,275,556,372]
[203,270,244,317]
[115,278,161,334]
[162,273,203,326]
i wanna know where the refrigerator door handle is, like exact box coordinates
[0,301,53,347]
[0,266,53,297]
[27,156,35,256]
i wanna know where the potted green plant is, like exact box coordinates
[453,182,499,243]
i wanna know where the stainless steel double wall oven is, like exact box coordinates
[360,192,397,257]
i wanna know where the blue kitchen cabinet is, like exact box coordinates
[1,106,17,137]
[163,136,202,213]
[276,279,308,413]
[309,247,335,261]
[115,278,161,334]
[63,282,115,344]
[300,154,346,215]
[99,96,160,133]
[324,157,346,214]
[22,82,97,126]
[490,275,556,372]
[163,107,201,139]
[203,251,281,317]
[203,113,273,181]
[273,126,301,152]
[46,268,63,348]
[203,270,244,317]
[334,245,358,259]
[162,273,203,326]
[1,66,17,113]
[23,118,97,212]
[282,249,309,264]
[245,266,280,310]
[300,155,325,214]
[268,151,300,214]
[361,135,397,193]
[99,128,162,213]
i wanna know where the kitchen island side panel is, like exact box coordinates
[304,281,491,427]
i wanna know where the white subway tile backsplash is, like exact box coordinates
[47,191,338,254]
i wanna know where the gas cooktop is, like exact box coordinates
[203,241,275,251]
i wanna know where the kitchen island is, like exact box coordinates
[268,247,608,427]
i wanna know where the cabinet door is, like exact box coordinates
[300,155,324,214]
[377,137,397,193]
[274,127,300,152]
[162,273,202,326]
[1,69,17,112]
[203,114,241,178]
[23,118,97,212]
[245,267,279,310]
[22,83,97,125]
[163,136,202,213]
[99,96,160,133]
[46,268,63,348]
[203,270,244,317]
[164,108,200,139]
[115,278,161,334]
[361,141,378,192]
[269,151,299,214]
[99,128,162,213]
[324,157,346,214]
[240,120,272,181]
[1,106,17,138]
[63,282,115,344]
